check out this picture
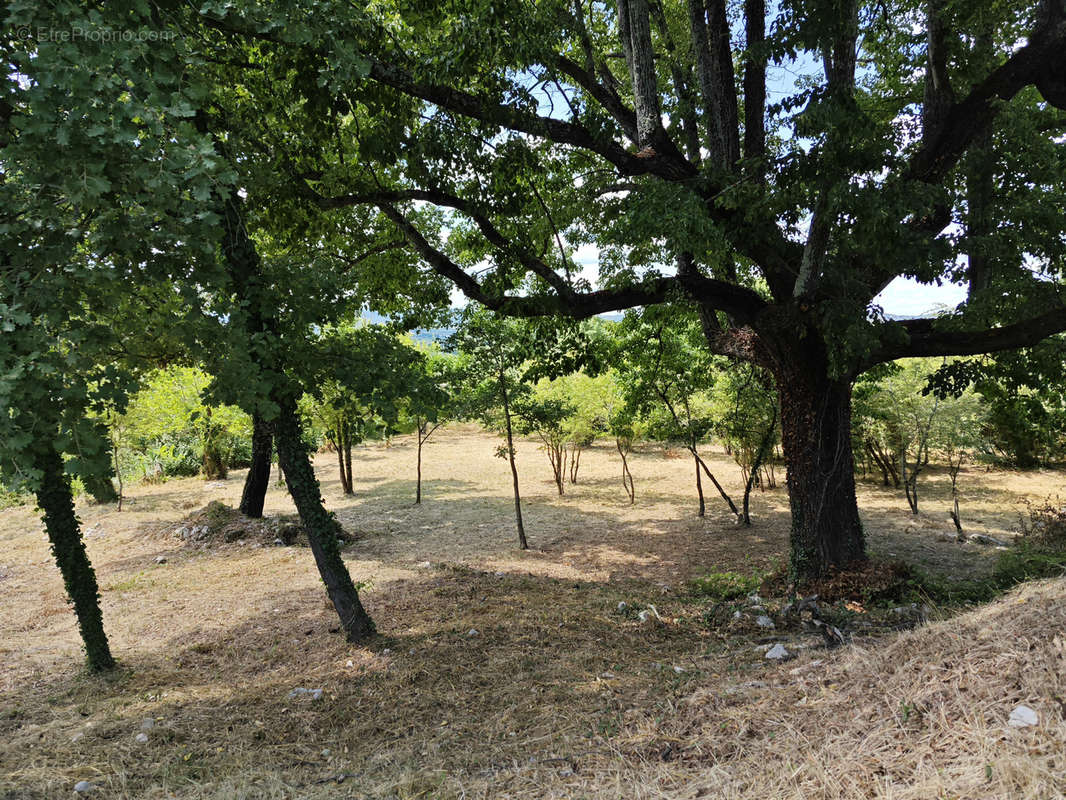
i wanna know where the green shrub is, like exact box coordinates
[906,545,1066,606]
[691,570,762,600]
[0,484,29,510]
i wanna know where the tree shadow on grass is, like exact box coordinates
[1,569,727,800]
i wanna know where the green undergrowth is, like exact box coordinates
[690,569,767,601]
[907,546,1066,606]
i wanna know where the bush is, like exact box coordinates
[691,570,763,600]
[0,484,29,510]
[906,546,1066,606]
[1018,496,1066,550]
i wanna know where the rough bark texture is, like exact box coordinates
[36,445,115,671]
[777,369,866,581]
[239,413,272,518]
[273,400,375,642]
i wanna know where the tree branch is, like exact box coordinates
[870,306,1066,364]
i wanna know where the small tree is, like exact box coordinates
[402,347,454,505]
[451,310,533,549]
[616,310,739,520]
[515,395,576,496]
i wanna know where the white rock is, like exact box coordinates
[617,601,628,612]
[672,665,685,674]
[732,610,743,620]
[418,561,433,569]
[73,781,95,793]
[140,718,155,730]
[756,615,775,629]
[288,687,324,701]
[321,748,331,757]
[467,628,479,637]
[381,648,392,656]
[346,660,354,668]
[1008,705,1039,728]
[134,732,149,744]
[494,571,506,577]
[154,556,167,564]
[70,732,85,743]
[765,643,790,661]
[747,593,762,604]
[638,610,652,622]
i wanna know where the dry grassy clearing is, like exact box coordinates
[1,428,1063,799]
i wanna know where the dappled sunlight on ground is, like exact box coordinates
[1,427,1062,798]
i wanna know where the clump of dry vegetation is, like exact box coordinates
[644,577,1066,800]
[170,501,324,549]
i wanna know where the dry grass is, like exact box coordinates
[0,427,1063,799]
[632,577,1066,800]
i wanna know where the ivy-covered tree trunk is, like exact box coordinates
[35,445,115,671]
[777,367,866,581]
[239,413,272,518]
[273,399,375,641]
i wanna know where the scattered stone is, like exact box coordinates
[134,732,149,744]
[139,718,155,730]
[1008,705,1039,728]
[732,610,743,620]
[321,748,331,758]
[617,601,628,612]
[273,538,285,547]
[73,781,96,794]
[288,687,324,701]
[672,665,685,674]
[467,628,479,637]
[765,643,791,661]
[599,671,617,679]
[154,556,167,565]
[70,732,85,743]
[747,593,762,605]
[381,648,392,656]
[418,561,433,569]
[494,570,505,577]
[756,615,776,629]
[638,604,663,623]
[409,648,417,655]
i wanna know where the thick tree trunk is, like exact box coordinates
[777,372,866,581]
[239,413,272,518]
[273,400,375,642]
[35,445,115,671]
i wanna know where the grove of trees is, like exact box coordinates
[2,0,1065,670]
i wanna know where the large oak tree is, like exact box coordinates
[183,0,1066,578]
